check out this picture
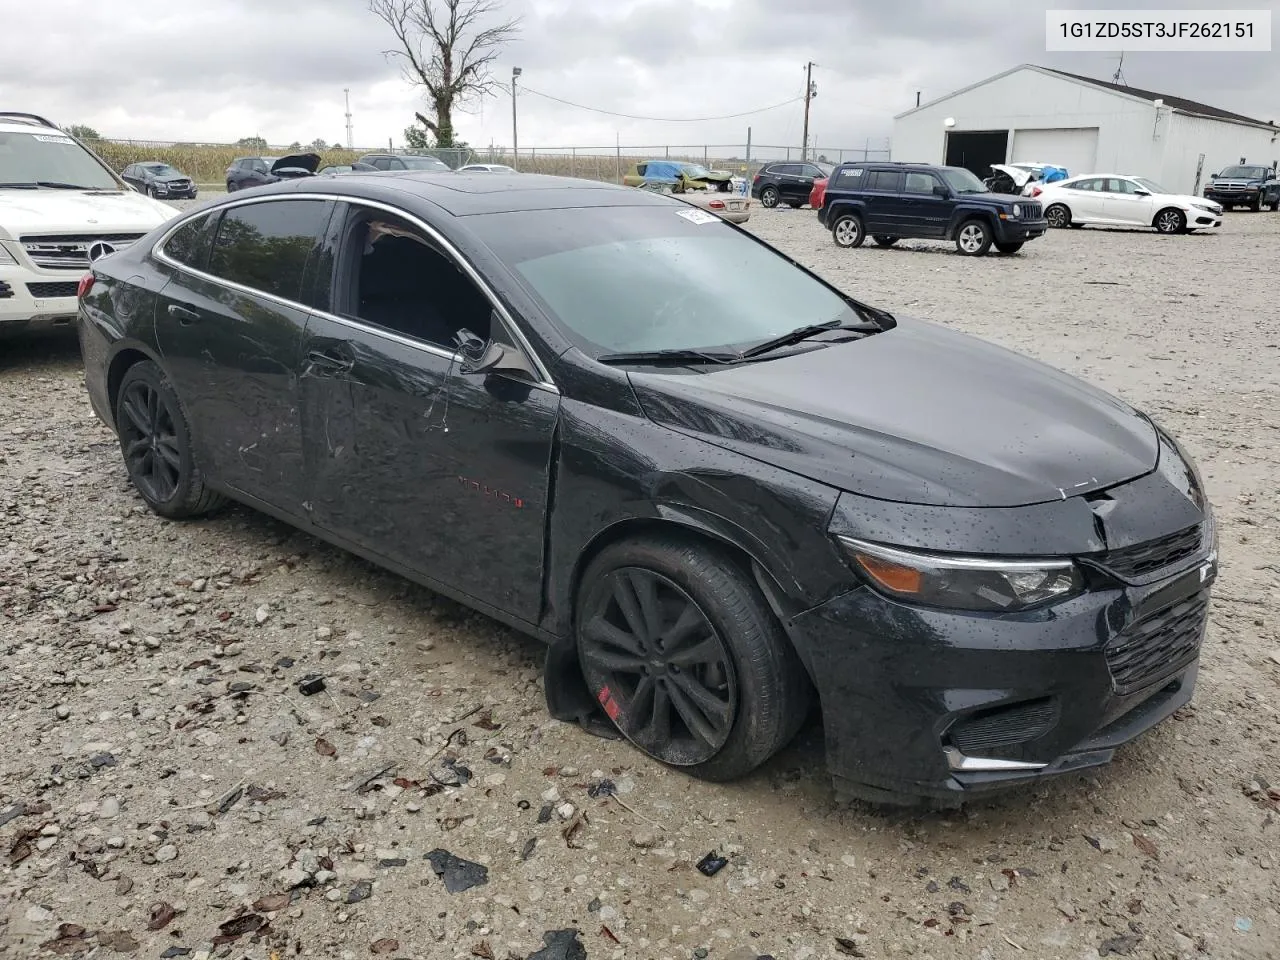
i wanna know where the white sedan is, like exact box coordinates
[1034,174,1223,234]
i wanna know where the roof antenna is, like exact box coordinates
[1112,51,1126,85]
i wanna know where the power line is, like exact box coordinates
[517,86,804,123]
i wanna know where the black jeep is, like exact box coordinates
[818,162,1048,256]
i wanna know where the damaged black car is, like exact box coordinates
[75,172,1217,805]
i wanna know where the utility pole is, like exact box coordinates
[801,61,815,161]
[511,67,522,169]
[344,88,353,149]
[915,90,921,107]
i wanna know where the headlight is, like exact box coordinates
[1011,203,1021,218]
[834,536,1084,612]
[1190,202,1217,212]
[0,242,16,266]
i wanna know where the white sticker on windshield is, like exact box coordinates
[676,208,719,225]
[33,135,74,143]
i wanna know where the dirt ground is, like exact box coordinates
[1,205,1278,960]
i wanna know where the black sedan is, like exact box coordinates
[74,172,1217,806]
[122,161,198,199]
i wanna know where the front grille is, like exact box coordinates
[1098,524,1203,581]
[27,281,79,298]
[1020,201,1043,218]
[1106,592,1208,695]
[157,180,191,191]
[950,698,1058,754]
[20,234,144,270]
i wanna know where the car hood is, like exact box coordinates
[0,189,177,239]
[271,153,321,175]
[628,317,1159,508]
[152,172,190,182]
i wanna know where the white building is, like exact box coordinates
[892,64,1279,195]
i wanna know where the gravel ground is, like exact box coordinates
[2,203,1278,960]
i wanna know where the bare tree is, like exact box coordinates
[370,0,519,148]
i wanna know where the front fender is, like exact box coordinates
[541,399,848,640]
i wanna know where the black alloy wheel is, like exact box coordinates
[575,537,810,780]
[118,378,182,504]
[578,566,737,765]
[115,361,224,519]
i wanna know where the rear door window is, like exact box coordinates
[866,170,902,192]
[207,199,334,304]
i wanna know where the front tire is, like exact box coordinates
[872,235,898,247]
[955,218,993,255]
[1045,203,1071,228]
[1154,208,1186,234]
[831,213,865,248]
[115,361,225,520]
[760,186,779,208]
[575,537,810,782]
[1250,195,1264,212]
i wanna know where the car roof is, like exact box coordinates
[252,171,672,217]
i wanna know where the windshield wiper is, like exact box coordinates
[739,319,882,360]
[35,181,97,189]
[0,182,39,189]
[596,348,740,366]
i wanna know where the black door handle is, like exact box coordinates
[306,349,354,374]
[167,304,200,324]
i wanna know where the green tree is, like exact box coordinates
[67,124,101,140]
[310,138,330,151]
[404,124,435,150]
[235,136,269,150]
[370,0,518,148]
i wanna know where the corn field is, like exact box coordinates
[88,139,888,186]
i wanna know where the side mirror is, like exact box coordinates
[453,324,536,379]
[1134,188,1150,196]
[933,185,949,198]
[1210,172,1220,178]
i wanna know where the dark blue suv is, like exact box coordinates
[817,162,1049,256]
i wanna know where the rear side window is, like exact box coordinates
[207,199,333,302]
[866,170,902,191]
[161,212,220,270]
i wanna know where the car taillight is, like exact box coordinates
[752,174,761,184]
[76,273,95,299]
[708,199,725,209]
[1030,186,1042,198]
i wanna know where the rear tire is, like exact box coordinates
[1250,195,1264,212]
[1045,203,1071,228]
[115,361,225,520]
[787,201,802,209]
[831,213,865,248]
[575,537,810,782]
[955,218,993,256]
[994,241,1024,254]
[872,236,898,247]
[760,186,779,208]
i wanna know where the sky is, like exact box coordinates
[1,0,1275,154]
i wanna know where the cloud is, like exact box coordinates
[1,0,1272,155]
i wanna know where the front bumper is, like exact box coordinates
[788,529,1216,805]
[994,216,1048,243]
[1203,190,1258,204]
[0,265,80,330]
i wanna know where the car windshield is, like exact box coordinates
[0,130,120,189]
[143,163,180,176]
[402,157,448,170]
[938,167,989,194]
[1134,178,1170,194]
[1219,165,1269,178]
[680,164,711,178]
[469,204,864,357]
[815,162,835,175]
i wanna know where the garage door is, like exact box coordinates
[1011,128,1099,176]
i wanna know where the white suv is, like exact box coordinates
[0,112,178,332]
